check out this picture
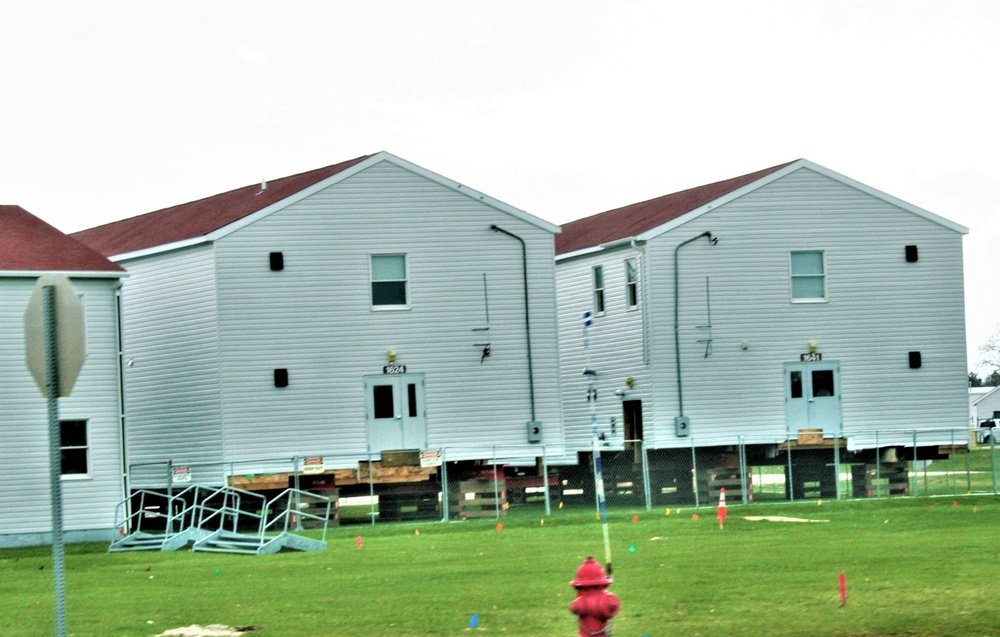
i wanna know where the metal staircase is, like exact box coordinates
[110,486,332,555]
[109,486,215,552]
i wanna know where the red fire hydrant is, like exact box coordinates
[569,557,620,636]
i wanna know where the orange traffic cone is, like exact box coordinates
[717,487,728,530]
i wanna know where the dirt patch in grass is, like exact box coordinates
[158,625,261,636]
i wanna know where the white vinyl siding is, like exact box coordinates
[641,167,967,449]
[0,277,124,545]
[117,245,225,487]
[557,247,649,453]
[108,157,566,472]
[557,166,966,454]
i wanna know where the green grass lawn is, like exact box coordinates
[2,496,998,637]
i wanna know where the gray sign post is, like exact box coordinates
[24,274,87,637]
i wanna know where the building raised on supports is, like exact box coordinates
[554,159,969,503]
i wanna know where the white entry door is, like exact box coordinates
[364,374,426,453]
[784,362,841,436]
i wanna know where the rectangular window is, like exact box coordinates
[407,383,418,418]
[812,370,835,397]
[625,258,638,309]
[790,250,826,301]
[789,371,803,399]
[60,420,89,477]
[372,384,395,419]
[593,265,605,314]
[371,254,408,308]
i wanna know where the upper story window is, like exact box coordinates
[593,265,606,315]
[60,419,89,478]
[371,254,408,309]
[790,250,826,302]
[625,258,638,309]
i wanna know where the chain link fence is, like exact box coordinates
[123,428,999,527]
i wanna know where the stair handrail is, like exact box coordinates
[262,488,333,542]
[110,489,181,549]
[169,484,233,535]
[194,486,268,537]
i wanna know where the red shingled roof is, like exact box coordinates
[0,205,124,273]
[73,155,371,257]
[556,161,797,255]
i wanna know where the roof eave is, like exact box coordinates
[110,236,212,263]
[0,270,127,280]
[555,245,609,262]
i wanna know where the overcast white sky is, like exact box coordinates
[2,1,997,371]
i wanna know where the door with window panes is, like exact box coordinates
[783,362,841,436]
[364,374,426,453]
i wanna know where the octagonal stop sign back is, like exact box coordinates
[24,274,87,398]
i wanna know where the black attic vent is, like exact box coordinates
[274,368,289,387]
[908,351,922,369]
[905,245,918,262]
[270,252,284,271]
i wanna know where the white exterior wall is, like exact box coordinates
[556,245,651,456]
[643,167,967,449]
[117,245,225,486]
[0,277,124,547]
[213,160,563,467]
[116,158,563,478]
[556,166,968,454]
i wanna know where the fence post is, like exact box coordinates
[367,449,376,526]
[541,447,551,517]
[991,434,998,495]
[875,430,881,498]
[833,429,841,501]
[912,431,919,497]
[948,430,955,496]
[166,460,174,500]
[923,433,930,495]
[964,434,973,494]
[441,448,450,523]
[293,456,302,531]
[690,437,700,508]
[786,443,794,503]
[738,436,748,505]
[493,446,501,520]
[641,440,652,511]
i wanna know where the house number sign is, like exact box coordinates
[800,353,823,362]
[383,364,407,374]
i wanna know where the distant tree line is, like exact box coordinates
[969,370,1000,387]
